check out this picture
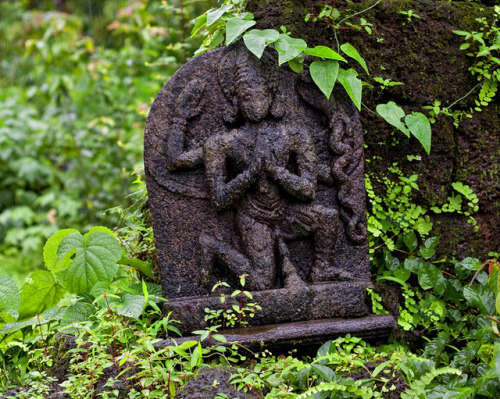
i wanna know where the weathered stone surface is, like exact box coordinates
[145,38,387,335]
[157,315,396,353]
[167,281,372,335]
[145,44,369,289]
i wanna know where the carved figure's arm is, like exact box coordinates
[165,81,206,171]
[268,130,317,201]
[204,132,261,211]
[166,127,203,170]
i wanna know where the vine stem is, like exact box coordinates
[447,81,483,110]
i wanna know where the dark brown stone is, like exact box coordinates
[144,40,392,337]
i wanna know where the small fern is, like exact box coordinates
[296,381,374,399]
[401,367,461,399]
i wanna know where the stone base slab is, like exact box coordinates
[165,281,373,335]
[157,315,396,352]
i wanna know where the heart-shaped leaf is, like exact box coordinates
[243,29,279,58]
[405,112,432,155]
[226,18,256,46]
[337,68,362,110]
[56,231,122,294]
[310,60,339,99]
[275,34,307,65]
[43,228,79,273]
[340,43,369,75]
[376,101,409,136]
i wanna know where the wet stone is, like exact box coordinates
[144,42,394,342]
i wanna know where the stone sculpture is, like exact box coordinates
[145,42,394,342]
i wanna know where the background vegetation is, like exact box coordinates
[1,0,500,398]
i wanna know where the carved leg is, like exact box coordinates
[308,205,353,281]
[276,235,305,289]
[199,232,254,286]
[237,211,277,290]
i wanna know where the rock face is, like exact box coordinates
[144,41,392,336]
[245,0,499,259]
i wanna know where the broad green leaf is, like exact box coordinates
[0,275,20,320]
[337,68,362,110]
[304,46,346,62]
[275,34,307,65]
[393,268,411,282]
[109,293,145,319]
[43,228,79,273]
[130,282,163,299]
[417,263,446,294]
[191,14,207,36]
[243,29,279,58]
[340,43,369,75]
[404,257,424,273]
[118,256,154,280]
[376,101,409,136]
[310,60,339,99]
[463,285,495,315]
[206,5,233,26]
[17,271,66,320]
[57,231,122,294]
[311,364,335,381]
[226,18,256,46]
[60,302,95,332]
[2,307,62,334]
[405,112,432,155]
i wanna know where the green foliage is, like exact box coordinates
[376,102,432,154]
[0,0,212,282]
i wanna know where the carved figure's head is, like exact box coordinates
[218,42,283,123]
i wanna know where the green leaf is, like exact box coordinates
[404,257,424,273]
[275,34,307,65]
[304,46,346,62]
[393,268,411,282]
[206,5,233,26]
[43,229,79,273]
[2,307,63,334]
[60,302,95,332]
[191,14,207,36]
[0,275,20,320]
[463,285,495,315]
[288,59,304,73]
[17,271,66,320]
[243,29,279,59]
[417,263,445,293]
[405,112,432,155]
[118,257,154,280]
[403,231,418,252]
[226,18,256,46]
[337,68,362,110]
[310,60,339,99]
[191,343,202,369]
[340,43,369,75]
[109,293,145,319]
[376,102,409,136]
[56,231,122,294]
[495,343,500,383]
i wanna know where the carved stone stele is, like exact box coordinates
[145,42,394,339]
